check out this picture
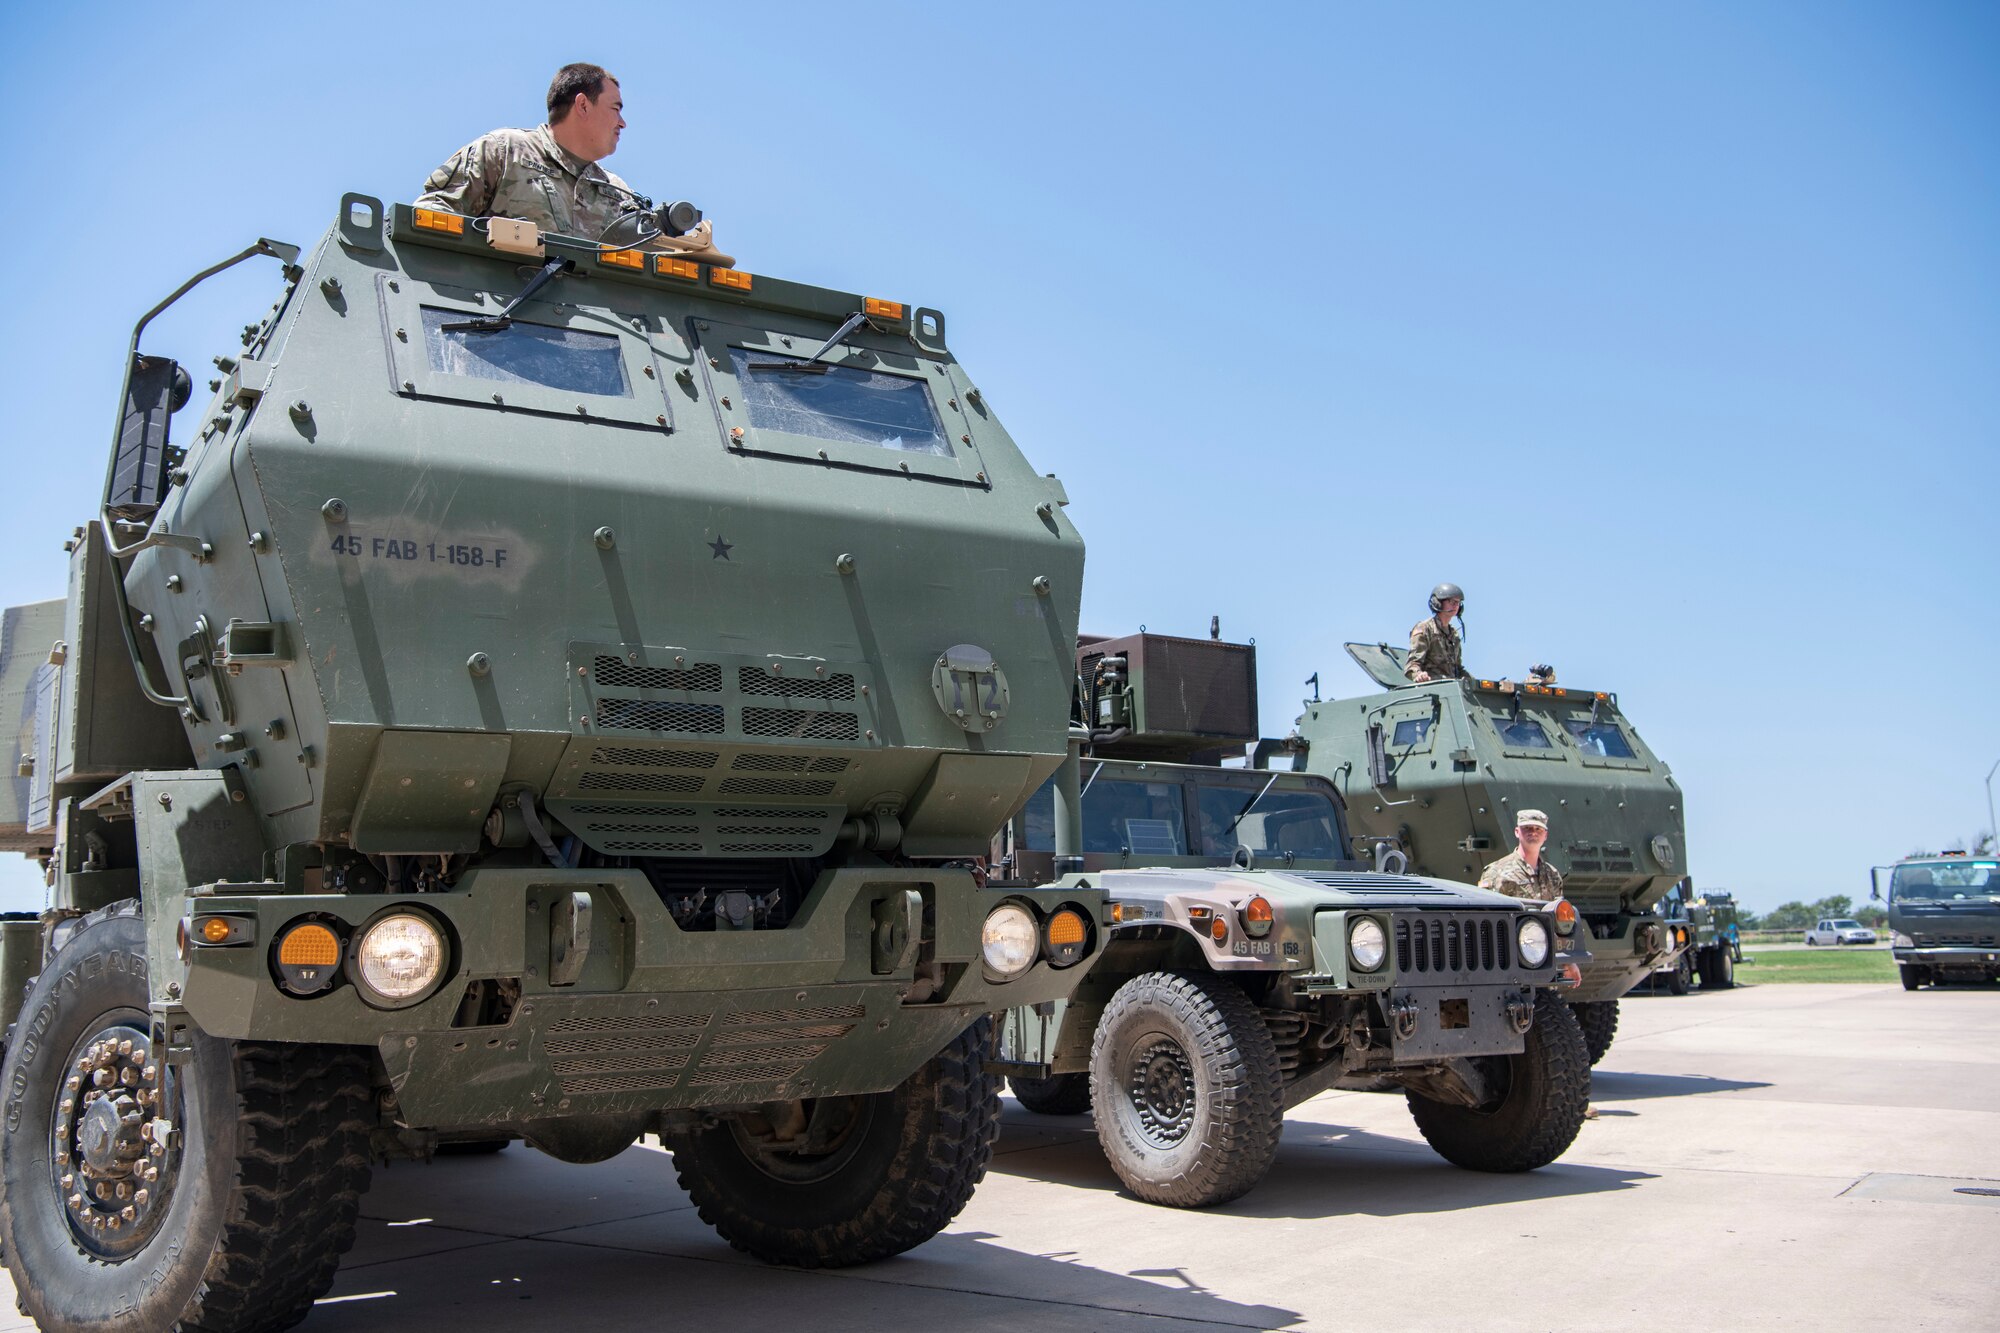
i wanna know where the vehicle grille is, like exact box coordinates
[1914,932,1999,947]
[543,1004,864,1098]
[1394,913,1519,976]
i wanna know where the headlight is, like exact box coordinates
[1893,932,1913,948]
[982,903,1039,979]
[353,913,447,1005]
[1349,917,1387,971]
[1518,917,1551,968]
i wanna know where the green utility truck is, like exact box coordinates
[1283,643,1687,1065]
[1644,880,1738,995]
[1873,853,2000,989]
[0,194,1108,1330]
[990,633,1590,1208]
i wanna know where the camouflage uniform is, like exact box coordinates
[1478,850,1564,902]
[417,125,642,241]
[1404,616,1464,682]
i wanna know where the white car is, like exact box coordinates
[1804,918,1877,946]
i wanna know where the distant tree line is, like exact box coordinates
[1736,895,1887,931]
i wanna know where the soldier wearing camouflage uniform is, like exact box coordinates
[1479,809,1563,901]
[417,63,727,260]
[1405,582,1468,683]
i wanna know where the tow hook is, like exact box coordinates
[1505,990,1535,1034]
[1389,994,1420,1040]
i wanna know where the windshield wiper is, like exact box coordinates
[1226,773,1282,835]
[747,311,869,374]
[442,258,575,334]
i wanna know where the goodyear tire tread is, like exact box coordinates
[670,1015,999,1268]
[1571,999,1619,1066]
[1405,990,1590,1173]
[1089,971,1285,1209]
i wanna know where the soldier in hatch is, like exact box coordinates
[1479,809,1562,901]
[417,62,729,262]
[1405,582,1468,683]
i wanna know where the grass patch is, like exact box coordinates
[1735,948,1897,984]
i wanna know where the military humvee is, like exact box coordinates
[1281,642,1687,1065]
[1872,853,2000,989]
[989,632,1590,1208]
[0,194,1107,1330]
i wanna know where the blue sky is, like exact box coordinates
[1,2,1994,914]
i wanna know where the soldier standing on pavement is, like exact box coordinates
[1405,583,1469,683]
[416,63,729,261]
[1479,809,1563,901]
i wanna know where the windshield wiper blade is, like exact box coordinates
[747,311,869,373]
[1226,773,1282,835]
[442,257,574,334]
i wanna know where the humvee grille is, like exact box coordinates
[738,668,856,701]
[1395,914,1517,976]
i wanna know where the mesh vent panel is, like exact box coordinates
[547,1013,709,1034]
[578,771,705,793]
[596,700,726,734]
[741,708,859,741]
[731,753,810,772]
[604,840,706,852]
[592,658,722,692]
[717,777,837,796]
[592,746,719,770]
[566,803,698,818]
[738,669,857,701]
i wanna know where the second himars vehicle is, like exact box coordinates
[990,632,1590,1208]
[0,193,1105,1331]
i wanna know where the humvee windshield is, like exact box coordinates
[1017,770,1342,861]
[729,349,951,454]
[421,308,631,396]
[1563,719,1636,758]
[1892,861,1999,899]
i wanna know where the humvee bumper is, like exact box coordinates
[171,865,1104,1127]
[1379,982,1537,1060]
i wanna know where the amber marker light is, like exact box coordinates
[1241,896,1274,937]
[274,921,342,997]
[1553,899,1578,936]
[1043,907,1090,968]
[413,208,465,234]
[1210,915,1229,944]
[711,268,753,291]
[654,256,699,280]
[201,917,233,944]
[864,298,904,319]
[597,249,643,269]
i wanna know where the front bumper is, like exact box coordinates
[1578,914,1678,1001]
[1895,946,2000,973]
[172,865,1104,1126]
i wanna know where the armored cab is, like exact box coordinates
[1286,642,1687,1061]
[1873,852,2000,989]
[989,633,1590,1208]
[0,194,1108,1330]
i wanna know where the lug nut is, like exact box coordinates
[134,1189,149,1206]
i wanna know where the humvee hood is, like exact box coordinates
[1095,866,1531,912]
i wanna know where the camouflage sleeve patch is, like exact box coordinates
[416,135,503,217]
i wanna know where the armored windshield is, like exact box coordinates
[1564,719,1636,758]
[1892,861,1999,900]
[421,307,631,396]
[1494,716,1554,748]
[729,349,951,454]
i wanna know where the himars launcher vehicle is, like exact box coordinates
[0,194,1106,1330]
[1284,642,1690,1062]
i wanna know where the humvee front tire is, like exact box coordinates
[0,902,374,1333]
[1009,1071,1092,1116]
[1571,999,1619,1065]
[1406,991,1589,1173]
[1089,971,1284,1209]
[670,1016,999,1267]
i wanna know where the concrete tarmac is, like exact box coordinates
[3,982,1994,1331]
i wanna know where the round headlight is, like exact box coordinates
[1349,917,1387,971]
[1518,917,1551,968]
[982,903,1038,979]
[354,913,447,1004]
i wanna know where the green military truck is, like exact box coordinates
[0,193,1109,1331]
[1644,880,1739,995]
[1282,643,1687,1065]
[989,632,1590,1207]
[1872,853,2000,989]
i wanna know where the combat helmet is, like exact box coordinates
[1428,582,1465,614]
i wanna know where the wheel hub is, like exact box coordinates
[53,1022,177,1256]
[1127,1038,1197,1148]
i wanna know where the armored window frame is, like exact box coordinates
[1560,712,1651,771]
[1489,713,1561,759]
[377,275,677,431]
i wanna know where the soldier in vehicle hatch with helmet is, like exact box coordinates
[1405,582,1468,682]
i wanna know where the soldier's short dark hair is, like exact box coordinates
[547,64,616,123]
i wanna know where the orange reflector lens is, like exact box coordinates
[1210,916,1229,943]
[1110,902,1126,924]
[654,255,699,279]
[200,916,234,944]
[1048,910,1087,947]
[1554,900,1578,933]
[1244,897,1274,926]
[710,268,753,291]
[413,208,465,234]
[597,249,643,269]
[278,923,340,968]
[864,298,904,319]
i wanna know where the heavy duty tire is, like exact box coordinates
[1089,971,1285,1209]
[671,1016,999,1268]
[1700,945,1736,990]
[1009,1071,1092,1116]
[1899,965,1922,992]
[0,902,374,1333]
[1664,952,1694,996]
[1406,991,1590,1173]
[1571,999,1619,1066]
